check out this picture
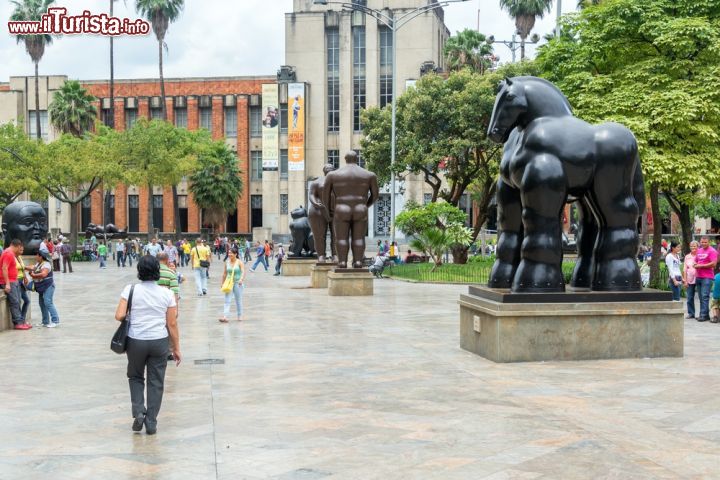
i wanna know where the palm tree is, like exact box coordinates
[48,81,98,137]
[11,0,55,140]
[444,29,495,74]
[136,0,185,238]
[499,0,553,60]
[577,0,602,8]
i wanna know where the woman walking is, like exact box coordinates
[683,241,699,318]
[666,241,683,301]
[220,248,245,323]
[114,255,180,435]
[29,250,60,327]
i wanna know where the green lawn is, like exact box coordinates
[385,261,577,285]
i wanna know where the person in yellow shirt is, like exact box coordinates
[181,239,192,267]
[191,239,212,296]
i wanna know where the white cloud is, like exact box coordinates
[1,0,576,82]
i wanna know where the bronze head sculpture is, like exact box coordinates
[1,201,49,255]
[322,151,379,268]
[487,76,644,293]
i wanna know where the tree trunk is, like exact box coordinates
[147,183,154,241]
[451,245,468,264]
[69,201,79,253]
[649,184,663,289]
[520,38,526,61]
[679,203,693,256]
[158,39,167,120]
[109,0,115,129]
[34,62,41,140]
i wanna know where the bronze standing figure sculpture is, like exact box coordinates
[487,76,645,293]
[322,151,379,269]
[308,163,337,262]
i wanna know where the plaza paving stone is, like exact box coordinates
[0,260,719,479]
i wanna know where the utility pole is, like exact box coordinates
[556,0,562,38]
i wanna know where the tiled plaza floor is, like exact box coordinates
[0,259,719,479]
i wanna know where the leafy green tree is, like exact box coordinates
[361,62,538,256]
[498,0,553,60]
[695,198,720,224]
[189,141,244,230]
[537,0,720,285]
[0,123,44,213]
[120,119,206,239]
[395,201,472,264]
[11,0,55,140]
[444,29,495,73]
[48,80,98,137]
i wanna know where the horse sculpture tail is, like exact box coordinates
[633,152,646,215]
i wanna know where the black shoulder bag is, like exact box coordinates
[111,285,135,354]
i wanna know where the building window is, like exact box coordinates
[28,110,48,140]
[280,103,288,133]
[280,194,288,215]
[328,149,340,169]
[354,149,365,168]
[174,108,187,128]
[251,195,263,228]
[81,196,92,231]
[353,26,366,132]
[128,194,139,232]
[199,107,212,132]
[108,194,115,224]
[177,195,189,232]
[150,108,163,120]
[280,149,288,179]
[125,109,138,129]
[101,108,112,127]
[224,107,237,138]
[250,106,262,137]
[251,151,263,180]
[379,26,393,108]
[152,195,163,231]
[327,28,340,132]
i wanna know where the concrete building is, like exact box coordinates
[283,0,452,237]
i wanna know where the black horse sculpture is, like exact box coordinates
[487,76,645,293]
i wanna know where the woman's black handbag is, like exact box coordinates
[110,285,135,354]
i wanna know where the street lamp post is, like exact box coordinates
[313,0,469,244]
[487,33,540,63]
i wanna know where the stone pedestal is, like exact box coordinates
[310,263,336,288]
[282,258,316,276]
[0,291,11,331]
[327,269,374,296]
[459,287,683,363]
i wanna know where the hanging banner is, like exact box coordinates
[261,84,279,171]
[287,83,305,172]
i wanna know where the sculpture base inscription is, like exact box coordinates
[459,287,683,363]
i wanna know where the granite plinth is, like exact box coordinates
[327,270,374,296]
[468,285,673,303]
[282,257,316,276]
[0,291,10,331]
[460,286,684,363]
[310,263,336,288]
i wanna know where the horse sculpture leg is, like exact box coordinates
[489,179,523,289]
[570,198,599,290]
[513,155,567,293]
[588,149,642,291]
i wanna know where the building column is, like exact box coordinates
[188,191,200,233]
[115,184,128,230]
[163,186,174,233]
[139,187,149,234]
[212,96,223,140]
[164,97,175,125]
[114,99,125,131]
[138,97,149,120]
[187,97,199,130]
[237,95,250,233]
[90,188,103,226]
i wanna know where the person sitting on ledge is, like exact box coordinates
[404,250,420,263]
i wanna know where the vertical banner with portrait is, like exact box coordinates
[261,84,279,171]
[287,83,305,172]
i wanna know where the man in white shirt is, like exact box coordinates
[116,239,126,267]
[144,238,162,257]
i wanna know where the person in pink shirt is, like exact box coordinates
[682,241,699,319]
[693,237,717,321]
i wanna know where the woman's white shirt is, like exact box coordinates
[121,281,176,340]
[665,252,681,278]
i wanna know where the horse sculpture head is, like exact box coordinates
[487,76,572,143]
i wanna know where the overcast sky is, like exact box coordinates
[0,0,576,83]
